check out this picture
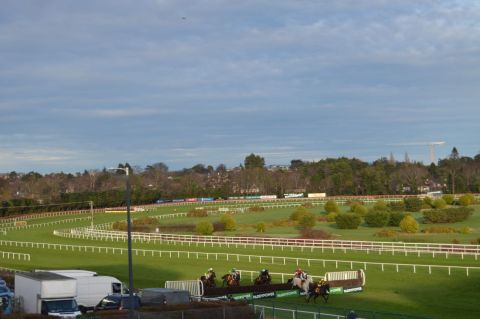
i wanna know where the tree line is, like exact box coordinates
[0,148,479,216]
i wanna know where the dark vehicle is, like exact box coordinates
[94,294,141,311]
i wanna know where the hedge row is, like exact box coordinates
[423,207,474,223]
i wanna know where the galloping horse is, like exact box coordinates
[254,273,271,285]
[200,272,216,288]
[289,276,313,294]
[306,281,330,303]
[221,274,239,287]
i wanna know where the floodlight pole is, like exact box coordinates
[108,166,134,319]
[89,201,94,228]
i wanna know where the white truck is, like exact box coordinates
[15,272,81,318]
[44,270,124,312]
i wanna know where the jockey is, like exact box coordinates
[231,268,241,282]
[205,268,215,280]
[294,268,307,280]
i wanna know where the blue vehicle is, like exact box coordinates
[0,278,14,315]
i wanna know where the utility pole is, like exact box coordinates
[89,201,94,228]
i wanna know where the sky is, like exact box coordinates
[1,0,479,173]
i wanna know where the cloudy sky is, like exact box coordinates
[1,0,479,173]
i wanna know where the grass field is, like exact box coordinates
[1,201,480,318]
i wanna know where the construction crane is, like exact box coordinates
[428,141,446,164]
[388,141,446,164]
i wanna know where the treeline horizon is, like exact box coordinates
[1,147,479,216]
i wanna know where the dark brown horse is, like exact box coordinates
[254,273,271,285]
[306,281,330,303]
[200,272,216,288]
[221,274,239,287]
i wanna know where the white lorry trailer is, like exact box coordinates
[15,272,81,318]
[44,270,124,312]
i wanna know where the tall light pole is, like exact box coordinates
[108,166,134,318]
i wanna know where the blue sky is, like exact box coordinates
[1,0,479,173]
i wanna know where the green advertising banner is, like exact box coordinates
[231,293,253,301]
[275,290,300,298]
[329,287,344,295]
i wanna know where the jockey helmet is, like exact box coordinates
[262,268,265,272]
[208,268,213,272]
[296,267,301,272]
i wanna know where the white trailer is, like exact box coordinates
[45,270,124,312]
[15,272,81,318]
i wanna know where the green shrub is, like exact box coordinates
[256,222,266,233]
[442,194,454,205]
[423,197,433,208]
[364,211,390,227]
[423,207,473,223]
[324,200,339,213]
[470,238,480,245]
[290,206,309,221]
[196,221,214,235]
[297,212,316,230]
[432,198,447,209]
[404,197,423,212]
[388,201,405,212]
[374,229,398,238]
[326,212,338,222]
[335,213,362,229]
[353,205,368,217]
[187,209,208,217]
[399,215,419,233]
[220,214,237,231]
[422,226,456,234]
[372,200,389,212]
[348,200,364,212]
[458,194,475,206]
[249,205,265,212]
[388,212,407,226]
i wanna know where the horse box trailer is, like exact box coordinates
[15,272,81,318]
[43,270,124,312]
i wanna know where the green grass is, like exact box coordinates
[1,202,480,318]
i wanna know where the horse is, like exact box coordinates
[221,274,239,287]
[306,281,330,303]
[200,272,216,288]
[289,276,313,294]
[254,274,271,285]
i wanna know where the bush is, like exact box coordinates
[470,238,480,245]
[302,202,313,208]
[388,212,407,226]
[196,221,214,235]
[187,209,208,217]
[133,217,159,225]
[335,213,362,229]
[353,205,368,217]
[249,206,265,212]
[220,214,237,231]
[364,211,390,227]
[423,197,433,208]
[399,215,419,233]
[374,229,398,238]
[324,200,339,213]
[290,206,309,221]
[432,198,447,209]
[298,229,333,239]
[372,200,389,212]
[326,212,338,222]
[388,201,405,212]
[348,200,364,212]
[423,207,473,223]
[404,197,423,212]
[458,194,475,206]
[422,226,456,234]
[442,194,454,205]
[297,212,316,230]
[256,222,266,233]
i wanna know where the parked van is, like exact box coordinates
[42,270,124,313]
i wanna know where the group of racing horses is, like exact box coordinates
[199,268,330,303]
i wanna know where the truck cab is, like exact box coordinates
[41,299,81,318]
